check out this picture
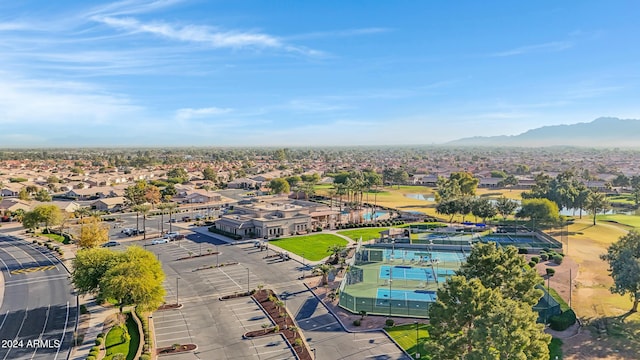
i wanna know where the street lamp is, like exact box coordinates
[176,277,180,305]
[216,245,219,267]
[302,253,305,279]
[388,272,393,318]
[415,321,420,359]
[312,348,316,359]
[246,268,250,293]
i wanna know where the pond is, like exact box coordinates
[404,194,435,201]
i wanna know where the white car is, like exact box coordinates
[163,231,180,239]
[151,238,169,245]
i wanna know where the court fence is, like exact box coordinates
[339,291,432,318]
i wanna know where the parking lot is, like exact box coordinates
[127,229,409,360]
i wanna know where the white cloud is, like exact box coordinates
[92,16,322,56]
[286,27,391,40]
[175,107,233,121]
[0,73,142,125]
[490,41,572,57]
[83,0,183,18]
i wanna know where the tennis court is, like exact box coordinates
[379,265,434,281]
[376,288,437,302]
[383,248,466,263]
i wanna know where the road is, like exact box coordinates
[0,234,77,360]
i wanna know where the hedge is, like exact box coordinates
[549,309,577,330]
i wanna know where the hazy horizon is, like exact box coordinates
[2,1,639,147]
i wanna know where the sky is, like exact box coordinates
[1,0,639,147]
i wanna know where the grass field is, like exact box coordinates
[269,234,348,261]
[104,314,140,360]
[549,338,563,359]
[40,233,65,243]
[385,323,430,359]
[597,214,640,228]
[337,228,388,241]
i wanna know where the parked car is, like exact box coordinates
[163,231,180,240]
[151,238,169,245]
[101,241,120,247]
[121,228,135,236]
[182,216,191,222]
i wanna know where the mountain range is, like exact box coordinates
[447,117,640,147]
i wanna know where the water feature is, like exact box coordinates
[404,194,435,201]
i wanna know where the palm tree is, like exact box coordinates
[327,244,346,264]
[165,202,178,233]
[584,191,610,226]
[157,203,170,234]
[132,204,151,238]
[313,264,334,286]
[74,206,91,231]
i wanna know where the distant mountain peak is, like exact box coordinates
[447,117,640,148]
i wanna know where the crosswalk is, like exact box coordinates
[10,265,57,275]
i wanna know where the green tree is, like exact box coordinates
[436,172,478,201]
[268,178,290,195]
[34,189,52,202]
[495,196,518,220]
[584,191,609,226]
[516,198,560,226]
[73,246,166,312]
[498,174,518,190]
[124,180,148,206]
[167,168,188,183]
[24,204,63,231]
[470,197,497,223]
[327,244,346,263]
[72,248,118,294]
[18,188,30,201]
[600,230,640,312]
[631,176,640,206]
[313,264,334,286]
[458,242,543,305]
[426,276,550,360]
[202,166,217,182]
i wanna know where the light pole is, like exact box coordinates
[246,268,250,293]
[302,253,305,279]
[176,277,180,305]
[216,245,219,267]
[415,321,420,359]
[388,272,393,318]
[312,348,316,359]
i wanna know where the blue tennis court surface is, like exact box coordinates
[383,249,465,262]
[379,265,433,281]
[376,288,437,302]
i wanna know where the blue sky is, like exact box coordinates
[1,0,638,147]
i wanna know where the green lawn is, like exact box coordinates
[597,214,640,228]
[337,228,387,241]
[386,323,430,359]
[41,233,65,243]
[104,314,140,360]
[269,234,348,261]
[549,337,563,359]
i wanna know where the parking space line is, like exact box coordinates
[158,335,192,342]
[156,329,190,336]
[217,268,243,290]
[155,324,189,330]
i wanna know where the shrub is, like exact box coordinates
[86,356,96,360]
[140,354,151,360]
[546,268,556,276]
[274,325,280,332]
[549,309,577,330]
[517,248,529,254]
[88,350,98,357]
[353,319,361,326]
[540,253,549,261]
[91,346,99,352]
[95,338,103,346]
[316,226,323,232]
[552,255,563,265]
[385,319,395,327]
[531,256,540,264]
[97,333,105,338]
[528,261,536,268]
